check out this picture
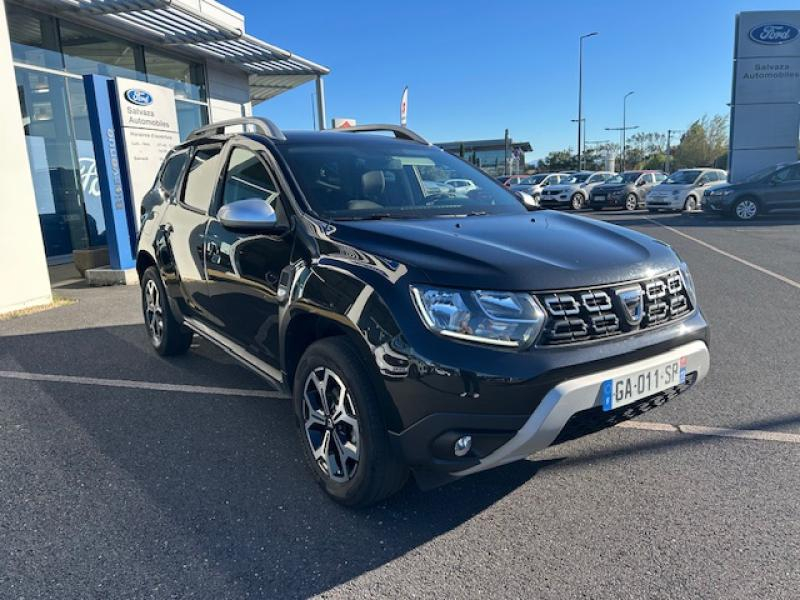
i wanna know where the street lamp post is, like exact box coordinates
[571,118,586,166]
[577,32,598,171]
[622,91,634,170]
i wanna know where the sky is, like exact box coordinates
[225,0,798,162]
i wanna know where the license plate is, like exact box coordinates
[594,195,605,202]
[601,357,686,411]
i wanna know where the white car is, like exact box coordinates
[445,178,478,194]
[539,171,616,210]
[510,173,571,203]
[646,168,727,212]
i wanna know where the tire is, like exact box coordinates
[684,195,698,212]
[571,192,586,210]
[625,193,639,211]
[140,266,193,356]
[731,197,759,221]
[293,337,408,507]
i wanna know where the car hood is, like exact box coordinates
[653,183,692,191]
[326,212,678,290]
[594,183,632,193]
[543,183,576,193]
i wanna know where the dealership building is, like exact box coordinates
[0,0,328,314]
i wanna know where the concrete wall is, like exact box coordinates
[206,61,252,121]
[0,0,52,315]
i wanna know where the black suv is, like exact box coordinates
[137,118,710,507]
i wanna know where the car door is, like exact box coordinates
[766,164,800,210]
[159,144,223,320]
[204,139,293,372]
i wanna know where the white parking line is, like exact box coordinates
[644,218,800,291]
[0,370,285,399]
[617,420,800,444]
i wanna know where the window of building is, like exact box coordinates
[176,101,209,140]
[7,4,62,69]
[144,49,205,101]
[182,146,223,212]
[59,21,144,80]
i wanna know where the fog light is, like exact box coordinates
[454,435,472,457]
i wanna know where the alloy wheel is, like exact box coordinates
[143,279,164,345]
[684,196,697,211]
[303,367,360,483]
[625,193,638,211]
[572,192,585,210]
[735,199,758,220]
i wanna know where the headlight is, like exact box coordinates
[679,261,697,305]
[410,286,545,348]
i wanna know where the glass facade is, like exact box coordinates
[8,3,209,261]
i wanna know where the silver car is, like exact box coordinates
[510,172,572,204]
[539,171,616,210]
[646,168,727,212]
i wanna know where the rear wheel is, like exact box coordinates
[625,193,639,211]
[293,337,408,507]
[732,197,759,221]
[140,266,193,356]
[571,192,586,210]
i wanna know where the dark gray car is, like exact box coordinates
[589,170,667,211]
[702,161,800,220]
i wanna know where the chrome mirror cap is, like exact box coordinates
[218,198,278,231]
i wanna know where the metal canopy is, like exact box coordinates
[26,0,329,105]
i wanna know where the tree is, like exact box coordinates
[539,149,578,172]
[672,114,729,169]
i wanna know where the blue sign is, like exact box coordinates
[83,75,137,270]
[124,88,153,106]
[748,23,799,45]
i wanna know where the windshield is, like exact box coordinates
[606,172,640,184]
[282,140,526,220]
[665,170,702,185]
[566,173,591,183]
[744,164,780,183]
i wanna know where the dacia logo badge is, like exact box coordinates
[615,286,644,326]
[749,23,799,45]
[124,88,153,106]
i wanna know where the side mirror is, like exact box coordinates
[637,180,646,186]
[218,198,281,231]
[515,191,538,209]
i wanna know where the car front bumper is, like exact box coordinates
[590,193,626,207]
[452,339,709,476]
[646,195,684,209]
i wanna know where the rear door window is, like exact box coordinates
[159,151,188,196]
[182,146,223,212]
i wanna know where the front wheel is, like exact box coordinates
[141,266,193,356]
[294,337,408,507]
[625,193,639,211]
[571,192,586,210]
[684,195,698,211]
[732,197,759,221]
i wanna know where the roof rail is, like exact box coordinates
[333,124,430,145]
[187,117,286,141]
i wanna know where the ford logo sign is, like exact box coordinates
[748,23,799,45]
[124,88,153,106]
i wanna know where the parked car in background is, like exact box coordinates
[511,173,571,204]
[702,161,800,220]
[646,168,727,212]
[423,180,454,196]
[589,170,667,211]
[445,178,478,194]
[497,175,529,187]
[540,171,615,210]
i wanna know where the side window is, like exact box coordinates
[774,165,800,183]
[221,147,285,220]
[698,172,713,185]
[182,146,223,212]
[159,151,188,196]
[655,173,666,182]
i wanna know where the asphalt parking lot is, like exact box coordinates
[2,210,799,599]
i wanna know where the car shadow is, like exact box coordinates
[1,324,551,597]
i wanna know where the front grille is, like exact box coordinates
[534,269,692,346]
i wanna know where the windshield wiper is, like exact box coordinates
[334,213,395,221]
